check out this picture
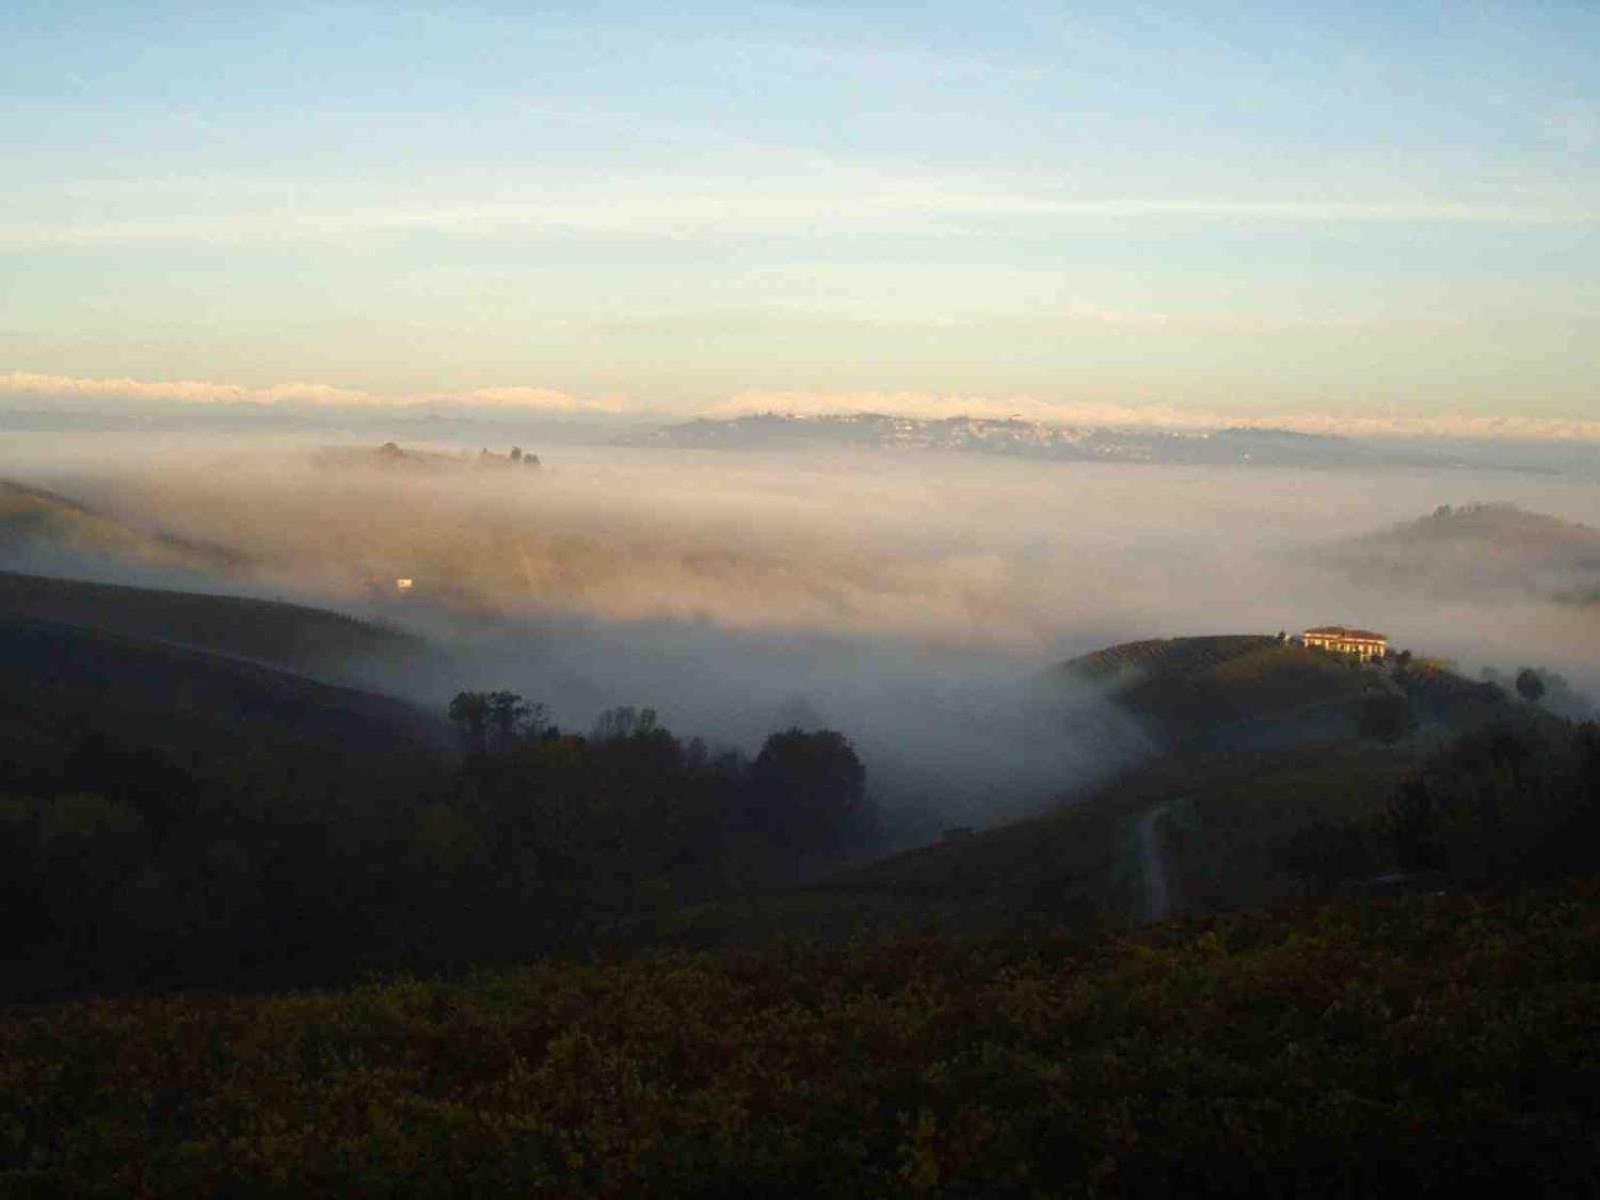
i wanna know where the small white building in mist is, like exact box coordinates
[1303,625,1388,661]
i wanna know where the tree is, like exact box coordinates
[745,729,871,861]
[451,691,548,754]
[1516,668,1547,705]
[486,691,540,752]
[592,706,658,742]
[448,691,491,755]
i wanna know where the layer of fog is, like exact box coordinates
[4,429,1599,841]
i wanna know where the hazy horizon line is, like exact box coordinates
[6,369,1600,445]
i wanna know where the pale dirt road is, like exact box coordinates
[1138,803,1173,922]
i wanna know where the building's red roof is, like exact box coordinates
[1304,625,1386,641]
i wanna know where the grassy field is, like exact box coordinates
[4,884,1598,1197]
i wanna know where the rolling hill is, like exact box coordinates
[627,634,1514,949]
[1055,634,1384,749]
[0,568,425,683]
[0,479,247,577]
[1314,502,1600,603]
[0,617,446,781]
[0,615,453,1000]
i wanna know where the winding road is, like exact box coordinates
[1137,803,1173,922]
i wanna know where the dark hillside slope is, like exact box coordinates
[639,639,1513,948]
[0,618,445,795]
[633,737,1422,949]
[0,568,422,681]
[640,778,1154,948]
[1056,635,1378,749]
[0,619,450,999]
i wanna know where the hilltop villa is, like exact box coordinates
[1303,625,1389,661]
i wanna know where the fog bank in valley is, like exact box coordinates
[3,430,1598,838]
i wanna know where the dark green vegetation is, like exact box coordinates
[611,636,1526,949]
[0,602,1542,995]
[0,616,446,998]
[635,770,1149,949]
[5,885,1599,1197]
[3,559,1598,1194]
[0,596,879,1000]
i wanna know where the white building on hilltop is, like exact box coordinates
[1303,625,1388,661]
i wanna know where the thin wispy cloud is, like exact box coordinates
[0,372,377,407]
[0,371,633,416]
[6,168,1593,251]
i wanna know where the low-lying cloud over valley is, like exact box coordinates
[3,429,1598,836]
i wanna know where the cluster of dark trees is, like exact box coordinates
[1285,715,1600,892]
[1385,717,1600,882]
[1478,664,1592,718]
[478,446,540,467]
[1351,653,1576,746]
[0,683,875,1001]
[437,691,877,935]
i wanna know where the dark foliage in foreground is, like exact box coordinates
[0,618,878,1001]
[4,885,1598,1197]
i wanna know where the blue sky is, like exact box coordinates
[2,1,1597,427]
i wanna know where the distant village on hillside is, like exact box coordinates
[316,442,542,471]
[643,412,1365,466]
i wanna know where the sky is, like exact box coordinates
[2,1,1598,429]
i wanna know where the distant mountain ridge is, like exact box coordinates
[641,412,1369,466]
